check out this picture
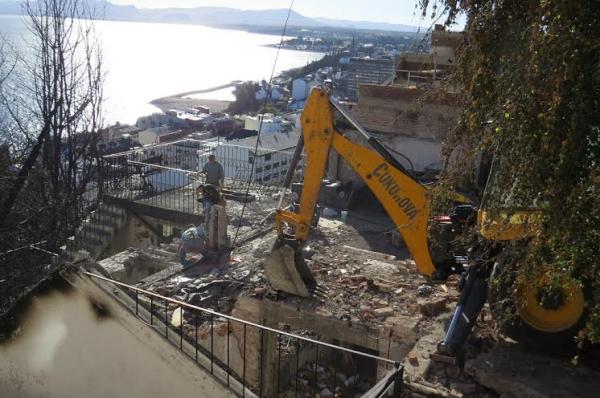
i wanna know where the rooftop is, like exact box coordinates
[228,130,301,153]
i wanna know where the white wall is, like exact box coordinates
[329,130,442,185]
[138,130,159,146]
[292,79,309,101]
[198,143,299,185]
[243,115,282,134]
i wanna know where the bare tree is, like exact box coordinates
[0,0,104,251]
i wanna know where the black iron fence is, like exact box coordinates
[101,138,304,199]
[84,271,403,398]
[100,139,304,245]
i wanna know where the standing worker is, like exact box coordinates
[202,154,224,187]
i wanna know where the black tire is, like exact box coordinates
[488,249,587,351]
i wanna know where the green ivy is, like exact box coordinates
[421,1,600,343]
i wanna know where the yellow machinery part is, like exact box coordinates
[517,274,585,333]
[478,209,540,241]
[275,89,436,276]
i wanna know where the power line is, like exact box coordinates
[232,0,296,246]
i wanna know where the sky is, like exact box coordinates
[108,0,439,26]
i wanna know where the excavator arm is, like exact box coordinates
[266,88,485,357]
[270,89,437,295]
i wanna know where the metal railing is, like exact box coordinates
[100,138,304,244]
[101,139,304,197]
[84,271,403,398]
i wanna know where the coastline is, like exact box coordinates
[148,48,326,116]
[262,44,329,53]
[151,96,232,115]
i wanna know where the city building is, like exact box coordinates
[243,114,290,134]
[198,130,301,184]
[292,78,311,101]
[346,58,396,100]
[255,85,284,101]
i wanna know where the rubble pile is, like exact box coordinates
[92,206,600,397]
[285,363,372,398]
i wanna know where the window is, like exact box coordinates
[264,154,272,161]
[255,167,263,173]
[272,162,280,168]
[265,165,272,171]
[281,160,288,166]
[249,156,254,164]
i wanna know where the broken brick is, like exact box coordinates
[253,287,267,295]
[445,364,462,379]
[348,275,367,283]
[418,297,447,317]
[450,382,477,395]
[407,351,419,366]
[383,315,418,342]
[373,280,395,293]
[373,307,394,318]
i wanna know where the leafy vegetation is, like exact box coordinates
[422,1,599,343]
[228,81,260,115]
[282,54,342,83]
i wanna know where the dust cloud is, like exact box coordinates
[0,289,230,398]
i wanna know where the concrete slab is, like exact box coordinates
[465,343,600,398]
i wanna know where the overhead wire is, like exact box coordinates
[231,0,296,246]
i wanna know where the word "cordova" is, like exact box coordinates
[371,163,419,219]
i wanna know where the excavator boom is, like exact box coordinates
[266,88,437,297]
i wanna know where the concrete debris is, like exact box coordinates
[417,284,434,296]
[465,343,600,398]
[171,307,184,327]
[373,307,394,318]
[444,364,462,379]
[91,200,600,398]
[450,382,478,396]
[383,315,418,343]
[344,375,358,387]
[403,321,446,383]
[253,287,267,295]
[97,247,175,284]
[407,351,419,366]
[418,297,448,317]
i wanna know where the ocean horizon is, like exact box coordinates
[0,14,324,125]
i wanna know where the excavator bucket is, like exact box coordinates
[264,238,317,297]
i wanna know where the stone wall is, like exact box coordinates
[355,85,460,140]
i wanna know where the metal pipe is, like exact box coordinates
[329,96,372,140]
[329,95,418,182]
[277,134,305,210]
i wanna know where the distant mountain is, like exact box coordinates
[0,1,418,33]
[314,17,419,33]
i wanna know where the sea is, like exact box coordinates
[0,14,324,125]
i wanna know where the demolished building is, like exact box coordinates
[54,124,600,398]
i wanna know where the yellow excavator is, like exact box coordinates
[265,88,587,354]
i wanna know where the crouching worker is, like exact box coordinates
[177,225,208,268]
